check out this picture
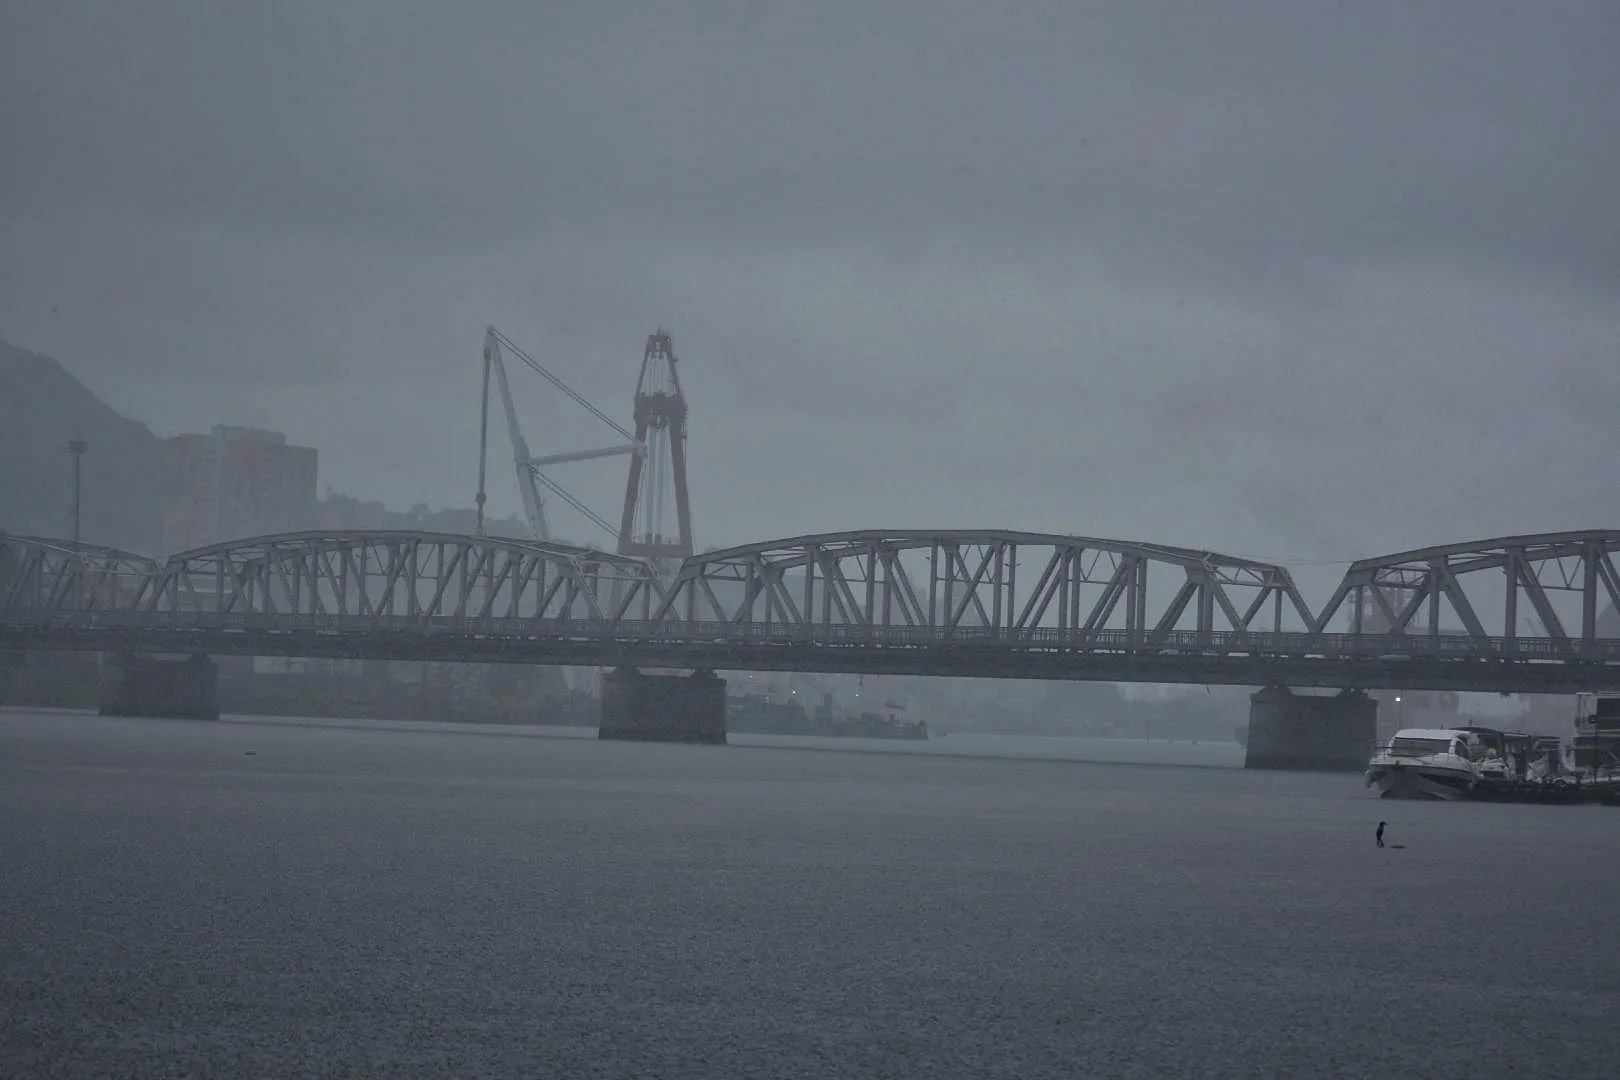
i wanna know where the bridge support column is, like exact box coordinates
[100,652,220,722]
[598,667,727,745]
[1244,686,1374,771]
[0,650,22,707]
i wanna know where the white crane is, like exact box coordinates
[475,326,643,544]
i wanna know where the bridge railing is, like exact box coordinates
[5,609,1620,662]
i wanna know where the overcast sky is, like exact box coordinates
[2,0,1617,598]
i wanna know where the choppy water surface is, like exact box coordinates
[2,709,1617,1079]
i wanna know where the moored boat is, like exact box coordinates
[1366,725,1586,801]
[1365,728,1483,799]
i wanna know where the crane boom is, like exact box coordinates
[488,327,639,443]
[476,344,492,535]
[475,325,647,547]
[483,327,550,540]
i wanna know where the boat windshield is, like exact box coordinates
[1390,737,1457,757]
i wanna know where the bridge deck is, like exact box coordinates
[5,615,1619,693]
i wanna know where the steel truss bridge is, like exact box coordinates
[3,529,1620,693]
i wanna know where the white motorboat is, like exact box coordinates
[1367,711,1612,803]
[1364,728,1484,800]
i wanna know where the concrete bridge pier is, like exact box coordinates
[0,650,23,707]
[598,667,727,744]
[100,652,220,722]
[1244,686,1375,771]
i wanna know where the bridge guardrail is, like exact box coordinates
[4,609,1620,663]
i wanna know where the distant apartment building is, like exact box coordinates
[391,505,481,534]
[316,493,388,532]
[160,426,318,554]
[310,493,534,540]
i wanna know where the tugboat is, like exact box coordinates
[830,709,930,740]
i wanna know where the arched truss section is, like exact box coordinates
[0,533,159,613]
[1312,530,1620,652]
[654,531,1314,643]
[138,530,665,623]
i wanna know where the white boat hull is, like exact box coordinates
[1365,762,1477,800]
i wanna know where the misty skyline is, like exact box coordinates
[3,1,1617,593]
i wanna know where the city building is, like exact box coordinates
[316,492,388,532]
[160,426,318,554]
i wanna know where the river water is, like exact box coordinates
[2,708,1617,1078]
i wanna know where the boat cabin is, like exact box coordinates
[1387,728,1471,759]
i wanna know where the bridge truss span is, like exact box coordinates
[1313,530,1620,656]
[102,531,665,624]
[651,530,1316,646]
[0,534,160,613]
[8,527,1620,692]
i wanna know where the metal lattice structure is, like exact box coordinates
[6,528,1620,692]
[617,329,694,562]
[1313,531,1620,655]
[477,327,643,543]
[651,531,1316,641]
[0,531,665,624]
[0,534,159,613]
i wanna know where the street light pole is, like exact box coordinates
[68,439,87,545]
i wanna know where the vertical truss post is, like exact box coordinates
[933,540,946,634]
[1583,539,1599,650]
[1504,548,1518,653]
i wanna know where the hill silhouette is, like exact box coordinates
[0,338,164,554]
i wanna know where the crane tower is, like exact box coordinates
[475,325,696,699]
[476,325,695,572]
[616,329,693,564]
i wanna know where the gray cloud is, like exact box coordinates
[2,0,1618,588]
[7,2,1616,288]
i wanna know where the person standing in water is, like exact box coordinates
[1376,821,1386,848]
